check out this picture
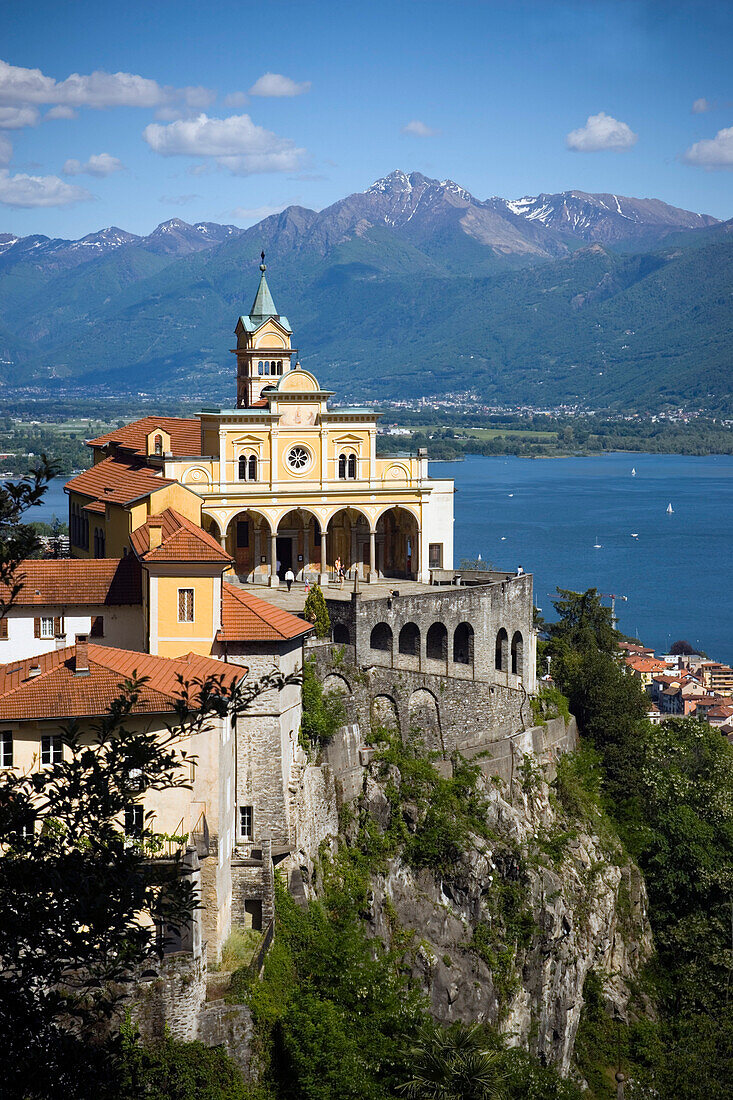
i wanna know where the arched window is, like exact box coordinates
[277,360,283,375]
[348,454,357,479]
[453,622,474,666]
[398,622,420,657]
[239,454,258,481]
[370,622,392,652]
[338,454,347,479]
[333,623,350,646]
[426,622,448,661]
[154,434,163,455]
[495,628,508,672]
[258,361,264,375]
[511,631,524,677]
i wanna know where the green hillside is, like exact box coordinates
[1,211,730,412]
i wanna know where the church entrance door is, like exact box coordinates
[276,536,293,580]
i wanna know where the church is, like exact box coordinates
[65,256,454,587]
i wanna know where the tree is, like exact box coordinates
[546,587,618,657]
[400,1022,508,1100]
[303,583,330,638]
[670,639,695,656]
[0,460,54,618]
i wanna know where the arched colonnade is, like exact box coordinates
[202,504,420,584]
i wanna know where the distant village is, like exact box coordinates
[618,641,733,738]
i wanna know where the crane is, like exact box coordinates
[600,592,628,626]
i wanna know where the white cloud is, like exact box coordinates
[45,105,77,120]
[0,59,214,112]
[692,97,712,114]
[0,105,39,129]
[566,112,638,152]
[683,126,733,170]
[223,91,248,108]
[401,120,439,137]
[143,112,305,175]
[0,135,11,166]
[231,203,288,223]
[63,153,124,177]
[248,73,310,97]
[0,169,92,207]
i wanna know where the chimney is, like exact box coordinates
[74,634,90,675]
[148,517,164,550]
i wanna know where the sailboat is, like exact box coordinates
[667,503,674,514]
[631,533,639,539]
[631,467,636,476]
[593,536,602,548]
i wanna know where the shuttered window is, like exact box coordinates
[39,617,54,639]
[178,588,194,623]
[0,618,8,639]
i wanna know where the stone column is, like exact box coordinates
[414,528,421,580]
[319,530,328,586]
[369,529,376,583]
[270,530,279,587]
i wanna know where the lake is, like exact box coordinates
[430,453,733,664]
[26,454,733,662]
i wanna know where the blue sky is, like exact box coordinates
[1,0,731,237]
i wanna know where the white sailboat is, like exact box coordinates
[631,533,639,539]
[667,503,674,514]
[631,467,636,476]
[593,536,602,548]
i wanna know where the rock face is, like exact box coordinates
[348,758,653,1074]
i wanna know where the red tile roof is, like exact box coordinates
[87,416,202,458]
[217,583,313,643]
[66,455,174,507]
[0,644,246,721]
[130,509,231,564]
[706,705,733,719]
[625,656,667,673]
[4,557,142,607]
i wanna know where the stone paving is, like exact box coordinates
[226,574,436,612]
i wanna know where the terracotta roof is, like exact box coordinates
[130,509,231,564]
[66,455,174,507]
[3,557,142,607]
[625,657,667,673]
[0,644,246,721]
[86,416,202,458]
[706,705,733,719]
[82,500,107,515]
[217,583,313,643]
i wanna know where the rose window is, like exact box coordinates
[287,445,310,471]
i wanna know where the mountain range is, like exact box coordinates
[0,170,730,412]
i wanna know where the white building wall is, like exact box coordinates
[421,478,455,579]
[0,604,144,662]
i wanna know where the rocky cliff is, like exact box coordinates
[293,723,654,1077]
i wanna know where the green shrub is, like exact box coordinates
[300,658,345,749]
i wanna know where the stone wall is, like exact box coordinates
[131,951,207,1043]
[325,574,537,693]
[312,648,531,756]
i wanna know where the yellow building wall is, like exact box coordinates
[154,572,217,659]
[147,482,202,525]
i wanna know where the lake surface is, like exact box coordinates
[27,454,733,662]
[430,453,733,663]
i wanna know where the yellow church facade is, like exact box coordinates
[66,259,454,586]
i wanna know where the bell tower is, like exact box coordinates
[233,254,296,407]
